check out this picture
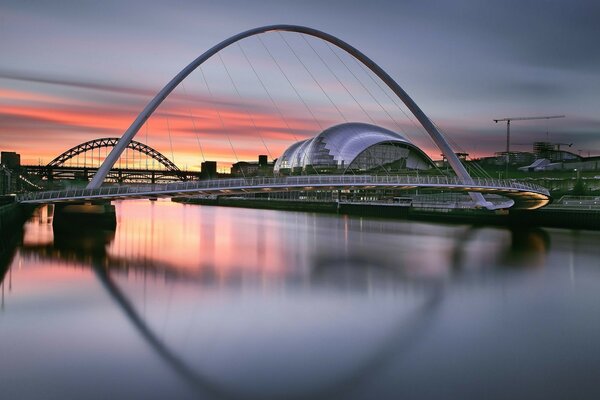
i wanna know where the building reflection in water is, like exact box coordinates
[0,200,565,399]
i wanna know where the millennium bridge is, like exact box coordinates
[18,174,550,209]
[16,24,552,211]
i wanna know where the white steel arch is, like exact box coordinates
[86,25,489,207]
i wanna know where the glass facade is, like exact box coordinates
[274,122,433,174]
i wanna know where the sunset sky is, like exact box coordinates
[1,0,599,171]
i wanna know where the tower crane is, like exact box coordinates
[554,143,572,152]
[493,115,564,178]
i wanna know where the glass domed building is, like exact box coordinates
[274,122,434,175]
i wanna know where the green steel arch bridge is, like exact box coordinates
[22,137,202,183]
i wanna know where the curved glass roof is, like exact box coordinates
[274,122,433,173]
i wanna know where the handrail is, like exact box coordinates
[16,174,550,203]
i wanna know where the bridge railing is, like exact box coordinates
[16,174,550,203]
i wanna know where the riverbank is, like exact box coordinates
[0,201,35,274]
[172,197,600,230]
[0,201,33,235]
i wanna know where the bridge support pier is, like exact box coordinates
[52,202,116,233]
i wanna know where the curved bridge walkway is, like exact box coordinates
[18,175,551,210]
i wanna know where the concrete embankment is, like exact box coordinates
[406,208,600,230]
[172,197,600,230]
[174,197,412,218]
[0,200,35,272]
[0,201,33,235]
[509,209,600,230]
[173,197,339,213]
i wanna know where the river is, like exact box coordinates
[1,199,599,399]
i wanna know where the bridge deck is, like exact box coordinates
[17,175,551,210]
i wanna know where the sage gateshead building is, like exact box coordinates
[274,122,434,175]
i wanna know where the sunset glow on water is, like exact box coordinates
[2,200,600,399]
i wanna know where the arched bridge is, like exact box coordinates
[83,24,490,208]
[47,137,180,171]
[21,137,197,183]
[17,175,551,210]
[21,24,553,210]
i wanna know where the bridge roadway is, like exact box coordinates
[22,164,202,183]
[17,175,551,209]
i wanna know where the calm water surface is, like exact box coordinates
[1,200,600,399]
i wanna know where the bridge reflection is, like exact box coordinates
[4,229,548,398]
[13,226,446,399]
[12,211,552,288]
[1,206,553,399]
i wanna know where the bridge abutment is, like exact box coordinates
[52,202,116,233]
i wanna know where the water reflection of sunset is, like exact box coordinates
[110,200,290,278]
[6,200,600,400]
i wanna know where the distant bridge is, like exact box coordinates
[17,175,551,210]
[22,165,201,184]
[47,137,181,171]
[22,137,199,183]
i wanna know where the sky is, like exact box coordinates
[1,0,599,170]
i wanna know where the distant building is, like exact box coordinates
[274,123,433,175]
[200,161,218,179]
[1,152,20,194]
[231,155,274,177]
[519,155,600,172]
[493,151,536,166]
[437,152,470,168]
[533,142,580,162]
[258,154,268,167]
[533,142,554,158]
[1,151,21,170]
[0,164,12,195]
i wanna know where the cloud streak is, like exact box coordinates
[0,85,325,167]
[2,1,600,166]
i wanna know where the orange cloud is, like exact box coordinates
[1,84,448,170]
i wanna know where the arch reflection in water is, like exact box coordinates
[24,227,440,399]
[10,200,555,399]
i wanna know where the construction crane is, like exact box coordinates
[554,143,572,152]
[493,115,565,178]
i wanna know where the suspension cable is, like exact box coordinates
[238,40,319,177]
[180,82,206,163]
[258,36,323,131]
[431,120,492,178]
[145,121,150,170]
[198,65,246,179]
[352,57,441,152]
[279,32,357,175]
[258,35,327,175]
[217,52,273,161]
[301,35,392,176]
[165,116,176,166]
[302,36,373,124]
[279,32,349,122]
[346,53,451,176]
[237,42,300,144]
[324,43,416,143]
[325,42,438,176]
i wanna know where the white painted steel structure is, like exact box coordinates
[19,175,551,209]
[84,24,490,207]
[274,122,433,173]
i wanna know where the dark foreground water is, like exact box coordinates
[1,200,600,400]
